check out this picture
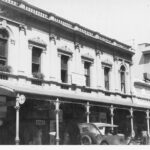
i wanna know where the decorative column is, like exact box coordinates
[130,108,134,138]
[146,110,150,137]
[86,102,90,123]
[18,25,27,75]
[96,48,102,89]
[110,105,114,131]
[74,39,81,75]
[55,98,60,145]
[15,94,26,145]
[114,56,119,91]
[49,33,58,81]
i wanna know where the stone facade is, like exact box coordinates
[0,0,149,145]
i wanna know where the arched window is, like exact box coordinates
[0,29,9,66]
[120,65,126,93]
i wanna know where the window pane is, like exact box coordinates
[0,39,7,58]
[32,64,40,73]
[84,62,90,86]
[121,71,125,93]
[104,67,109,90]
[32,47,41,73]
[61,70,67,83]
[61,55,68,70]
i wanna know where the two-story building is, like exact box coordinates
[0,0,149,145]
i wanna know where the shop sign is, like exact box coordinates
[99,112,107,123]
[36,120,46,126]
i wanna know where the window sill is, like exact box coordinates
[59,82,71,90]
[81,86,92,93]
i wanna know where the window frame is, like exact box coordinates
[61,55,69,83]
[32,46,42,74]
[0,29,9,66]
[120,65,126,93]
[104,67,110,91]
[84,61,91,87]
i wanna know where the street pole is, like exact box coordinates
[15,94,26,145]
[110,105,114,132]
[130,107,134,138]
[146,110,150,137]
[15,100,20,145]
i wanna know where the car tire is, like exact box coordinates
[100,141,109,145]
[81,135,92,145]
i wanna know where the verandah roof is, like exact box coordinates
[0,81,149,110]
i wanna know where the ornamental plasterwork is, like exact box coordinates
[49,34,57,44]
[81,53,94,63]
[28,37,47,50]
[101,59,112,69]
[58,45,73,57]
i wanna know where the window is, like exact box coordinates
[61,55,68,83]
[0,29,8,66]
[32,47,42,74]
[120,65,126,93]
[84,62,90,87]
[104,67,110,90]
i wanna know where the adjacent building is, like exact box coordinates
[0,0,149,145]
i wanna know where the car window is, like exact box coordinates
[82,127,89,133]
[90,125,100,135]
[98,127,105,135]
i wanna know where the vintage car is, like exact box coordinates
[78,122,128,145]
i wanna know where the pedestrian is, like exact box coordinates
[63,120,81,145]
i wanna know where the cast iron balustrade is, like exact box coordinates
[31,78,42,86]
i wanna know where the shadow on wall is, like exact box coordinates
[139,54,150,65]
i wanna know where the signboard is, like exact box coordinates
[36,120,46,126]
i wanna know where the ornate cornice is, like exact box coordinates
[0,0,134,54]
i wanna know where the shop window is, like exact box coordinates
[104,67,110,90]
[120,65,126,93]
[0,29,8,66]
[61,55,68,83]
[84,62,90,87]
[32,47,42,74]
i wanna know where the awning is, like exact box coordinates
[0,85,16,97]
[0,81,149,110]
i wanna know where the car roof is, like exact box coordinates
[78,122,118,128]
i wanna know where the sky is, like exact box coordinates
[25,0,150,48]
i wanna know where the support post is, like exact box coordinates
[86,102,90,123]
[110,105,114,131]
[130,108,134,138]
[15,94,26,145]
[55,98,60,145]
[15,99,20,145]
[146,110,150,137]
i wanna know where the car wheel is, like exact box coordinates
[81,135,92,145]
[100,141,109,145]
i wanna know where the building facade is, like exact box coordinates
[0,0,149,145]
